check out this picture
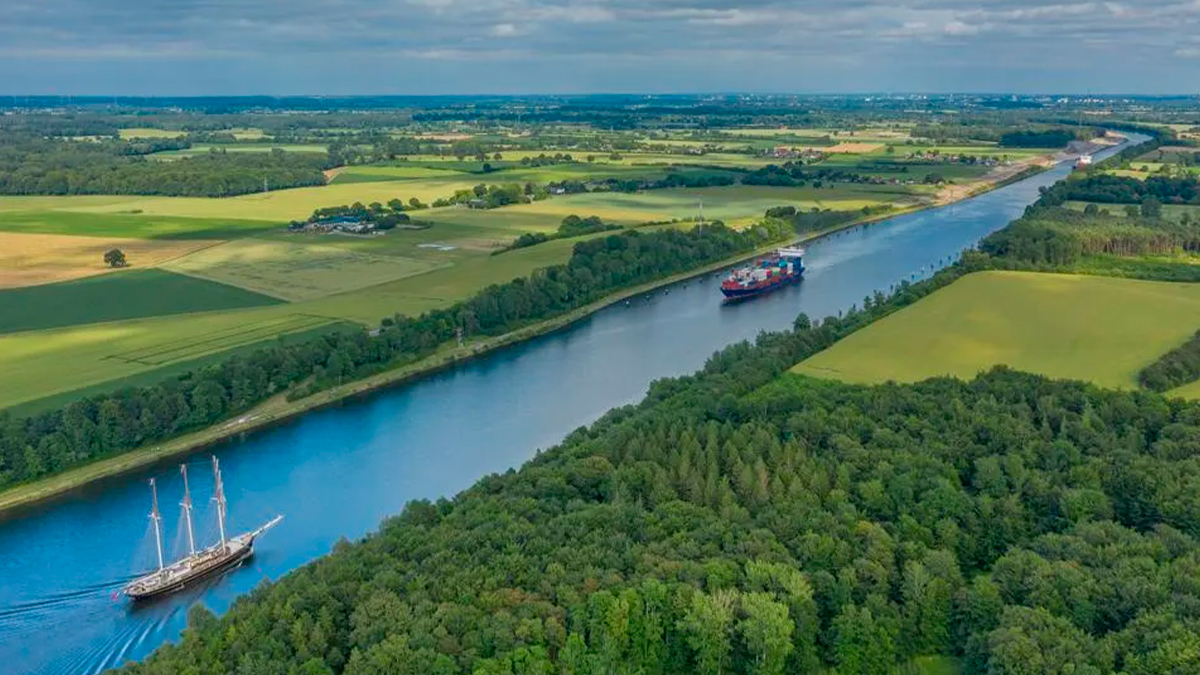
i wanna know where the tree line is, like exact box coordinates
[1037,173,1200,208]
[499,215,623,253]
[0,221,790,490]
[0,137,331,197]
[119,248,1200,675]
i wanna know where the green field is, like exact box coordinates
[501,184,918,224]
[149,143,329,158]
[118,128,185,139]
[0,208,280,239]
[163,237,449,301]
[0,269,281,334]
[793,271,1200,390]
[0,306,342,409]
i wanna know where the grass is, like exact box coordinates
[793,271,1200,390]
[497,184,912,225]
[901,656,962,675]
[0,306,342,409]
[0,231,218,288]
[163,237,449,302]
[149,143,329,158]
[118,128,185,139]
[0,269,281,334]
[64,177,493,221]
[7,322,354,417]
[0,208,280,239]
[1063,201,1200,222]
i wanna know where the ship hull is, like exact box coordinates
[125,539,255,600]
[720,271,802,300]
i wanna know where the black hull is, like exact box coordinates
[127,544,253,601]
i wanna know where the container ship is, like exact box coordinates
[720,247,805,300]
[123,457,282,601]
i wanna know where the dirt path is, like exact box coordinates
[322,166,346,184]
[934,155,1056,206]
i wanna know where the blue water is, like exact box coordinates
[0,135,1144,674]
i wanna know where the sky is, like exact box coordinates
[1,0,1198,96]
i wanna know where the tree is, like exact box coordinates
[1141,197,1163,219]
[680,590,736,675]
[104,248,127,268]
[738,593,793,675]
[1083,203,1099,216]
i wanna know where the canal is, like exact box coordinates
[0,135,1143,674]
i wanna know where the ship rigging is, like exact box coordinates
[123,457,282,601]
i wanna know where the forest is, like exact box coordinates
[0,136,330,196]
[0,221,789,489]
[1037,174,1200,207]
[119,254,1200,675]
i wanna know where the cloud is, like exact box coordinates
[1,0,1198,94]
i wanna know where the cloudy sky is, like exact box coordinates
[2,0,1198,95]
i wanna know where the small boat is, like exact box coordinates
[123,457,282,601]
[720,247,805,301]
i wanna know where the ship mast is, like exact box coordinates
[180,464,196,556]
[212,456,228,553]
[149,478,164,571]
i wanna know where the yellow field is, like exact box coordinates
[0,232,219,288]
[794,271,1200,391]
[60,178,489,221]
[823,142,886,154]
[164,237,447,301]
[118,128,185,139]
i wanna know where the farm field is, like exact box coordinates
[0,234,586,409]
[0,208,278,239]
[500,184,921,224]
[0,268,281,333]
[118,128,185,139]
[149,143,329,158]
[163,238,448,301]
[61,177,491,221]
[0,231,217,288]
[0,305,341,410]
[1063,201,1200,221]
[793,271,1200,390]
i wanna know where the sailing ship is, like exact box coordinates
[123,456,282,601]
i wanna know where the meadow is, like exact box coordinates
[793,271,1200,391]
[0,231,216,288]
[0,269,281,333]
[498,183,920,224]
[0,207,280,239]
[0,305,340,409]
[163,237,449,301]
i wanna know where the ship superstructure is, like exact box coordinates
[720,247,805,300]
[123,457,281,601]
